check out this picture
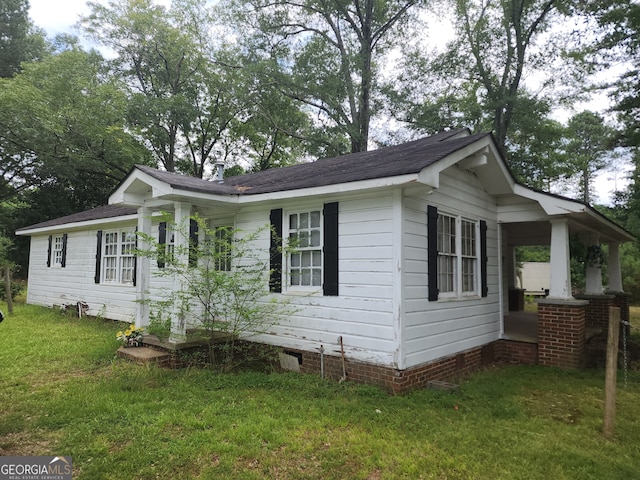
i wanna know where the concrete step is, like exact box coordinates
[117,346,170,366]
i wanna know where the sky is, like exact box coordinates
[27,0,629,205]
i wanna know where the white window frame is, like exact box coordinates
[437,213,480,299]
[102,229,136,284]
[285,208,323,291]
[205,220,233,272]
[51,234,64,267]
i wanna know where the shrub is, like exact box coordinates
[0,281,22,301]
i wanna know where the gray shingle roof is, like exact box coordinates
[18,130,490,232]
[17,205,138,232]
[136,130,490,196]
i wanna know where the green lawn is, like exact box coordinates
[1,302,639,480]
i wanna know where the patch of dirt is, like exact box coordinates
[0,431,60,456]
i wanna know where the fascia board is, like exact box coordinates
[132,174,419,207]
[417,136,515,193]
[109,170,174,205]
[16,214,139,236]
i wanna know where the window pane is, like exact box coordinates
[300,212,309,228]
[291,253,300,267]
[299,231,309,247]
[291,270,300,286]
[310,229,320,247]
[302,269,311,285]
[312,268,321,286]
[310,210,320,228]
[289,214,297,230]
[312,251,321,266]
[462,258,475,292]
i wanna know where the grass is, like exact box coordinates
[1,302,640,479]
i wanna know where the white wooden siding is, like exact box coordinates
[401,166,502,368]
[231,194,398,366]
[26,224,138,322]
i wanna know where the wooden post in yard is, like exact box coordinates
[603,306,621,438]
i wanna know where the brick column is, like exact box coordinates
[574,294,614,331]
[537,299,589,368]
[608,291,631,337]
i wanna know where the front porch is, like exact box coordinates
[501,293,629,367]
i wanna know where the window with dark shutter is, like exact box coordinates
[95,230,103,283]
[269,208,283,293]
[323,202,339,296]
[61,234,68,268]
[480,220,488,297]
[427,205,439,301]
[47,235,52,268]
[158,221,167,268]
[189,219,198,267]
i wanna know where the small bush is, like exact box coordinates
[0,281,22,301]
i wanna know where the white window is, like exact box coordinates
[437,213,479,297]
[102,229,136,284]
[287,210,322,289]
[52,235,64,267]
[212,226,232,272]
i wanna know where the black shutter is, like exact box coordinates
[269,208,283,293]
[427,205,439,301]
[133,229,137,287]
[323,202,339,296]
[157,221,166,268]
[47,235,52,267]
[189,219,198,267]
[95,230,103,283]
[61,234,68,268]
[480,220,488,297]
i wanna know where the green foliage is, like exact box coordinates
[0,281,21,301]
[137,214,294,369]
[0,0,48,78]
[563,111,616,204]
[227,0,423,153]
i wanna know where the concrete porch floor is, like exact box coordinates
[503,311,603,345]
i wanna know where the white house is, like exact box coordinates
[17,129,634,392]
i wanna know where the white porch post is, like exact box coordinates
[585,234,603,294]
[607,242,623,292]
[135,206,152,328]
[548,218,573,299]
[169,201,191,342]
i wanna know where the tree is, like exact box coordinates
[563,111,615,204]
[578,0,640,148]
[137,215,293,369]
[0,0,47,78]
[389,0,578,162]
[0,48,152,208]
[82,0,203,173]
[227,0,424,153]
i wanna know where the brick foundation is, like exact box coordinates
[537,299,588,368]
[608,291,631,337]
[496,339,538,365]
[285,344,498,394]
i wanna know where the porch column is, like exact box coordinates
[607,242,623,292]
[548,218,572,299]
[169,201,191,342]
[584,234,603,295]
[135,206,152,329]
